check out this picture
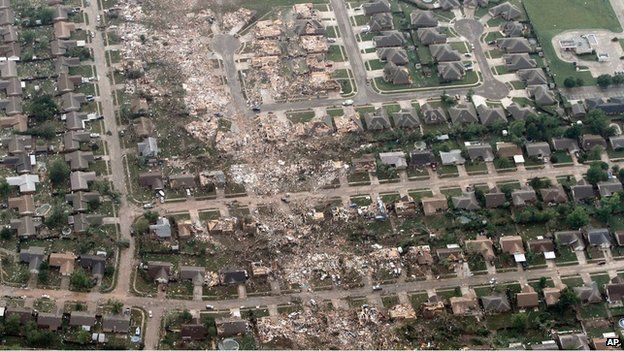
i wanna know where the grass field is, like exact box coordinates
[524,0,622,86]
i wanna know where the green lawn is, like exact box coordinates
[524,0,622,86]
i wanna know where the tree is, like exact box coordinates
[144,210,159,223]
[567,207,589,229]
[34,7,55,25]
[586,162,608,185]
[76,329,91,345]
[564,77,577,88]
[613,74,624,85]
[597,74,612,88]
[584,109,614,137]
[538,277,548,290]
[564,124,582,140]
[45,206,67,229]
[0,227,12,240]
[441,92,455,108]
[556,287,580,310]
[134,218,149,235]
[575,78,584,87]
[0,177,9,200]
[3,314,20,335]
[179,309,193,323]
[48,159,70,186]
[27,95,58,122]
[529,177,551,190]
[109,299,123,314]
[70,267,93,291]
[511,313,528,331]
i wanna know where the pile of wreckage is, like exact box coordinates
[242,3,340,103]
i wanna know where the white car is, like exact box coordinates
[89,133,100,138]
[205,305,214,310]
[342,99,354,106]
[148,310,153,318]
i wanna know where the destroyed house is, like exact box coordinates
[147,261,173,283]
[410,10,437,28]
[220,269,248,285]
[5,306,34,325]
[421,196,448,216]
[134,117,155,138]
[216,317,248,337]
[464,236,495,261]
[293,19,325,36]
[409,150,435,167]
[450,292,479,315]
[436,246,464,261]
[181,323,208,341]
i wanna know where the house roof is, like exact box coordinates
[504,53,536,71]
[485,187,506,208]
[496,142,522,158]
[421,196,449,215]
[517,285,539,308]
[502,21,524,37]
[169,174,197,189]
[552,137,579,152]
[489,2,522,20]
[65,191,100,213]
[377,47,409,65]
[597,179,623,197]
[10,216,40,237]
[581,134,607,151]
[410,10,438,28]
[379,151,407,168]
[63,130,91,152]
[517,68,547,86]
[102,314,131,333]
[528,238,555,253]
[181,323,208,340]
[465,235,495,260]
[449,105,478,125]
[49,251,77,275]
[500,235,524,254]
[585,228,612,247]
[383,62,411,85]
[571,102,586,117]
[558,333,589,350]
[71,213,104,233]
[481,294,511,313]
[368,12,393,32]
[540,187,568,203]
[439,0,461,9]
[391,109,420,128]
[7,195,35,215]
[571,180,595,202]
[78,254,106,277]
[530,85,557,106]
[430,44,461,62]
[149,217,172,239]
[70,171,96,191]
[364,109,391,130]
[139,172,164,190]
[440,149,465,165]
[449,291,479,315]
[216,317,249,337]
[420,103,447,124]
[497,37,532,53]
[147,261,173,282]
[452,192,480,210]
[511,187,537,207]
[64,150,95,171]
[138,137,159,158]
[417,27,447,45]
[477,105,507,126]
[180,266,206,285]
[555,230,584,250]
[373,31,405,47]
[574,282,603,303]
[606,277,624,304]
[362,0,391,16]
[19,246,46,273]
[466,144,494,161]
[543,287,562,305]
[525,141,552,157]
[69,311,96,326]
[37,312,63,330]
[464,0,489,7]
[220,269,248,284]
[438,61,466,81]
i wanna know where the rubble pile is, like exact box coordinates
[256,308,401,349]
[119,1,230,117]
[221,8,255,33]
